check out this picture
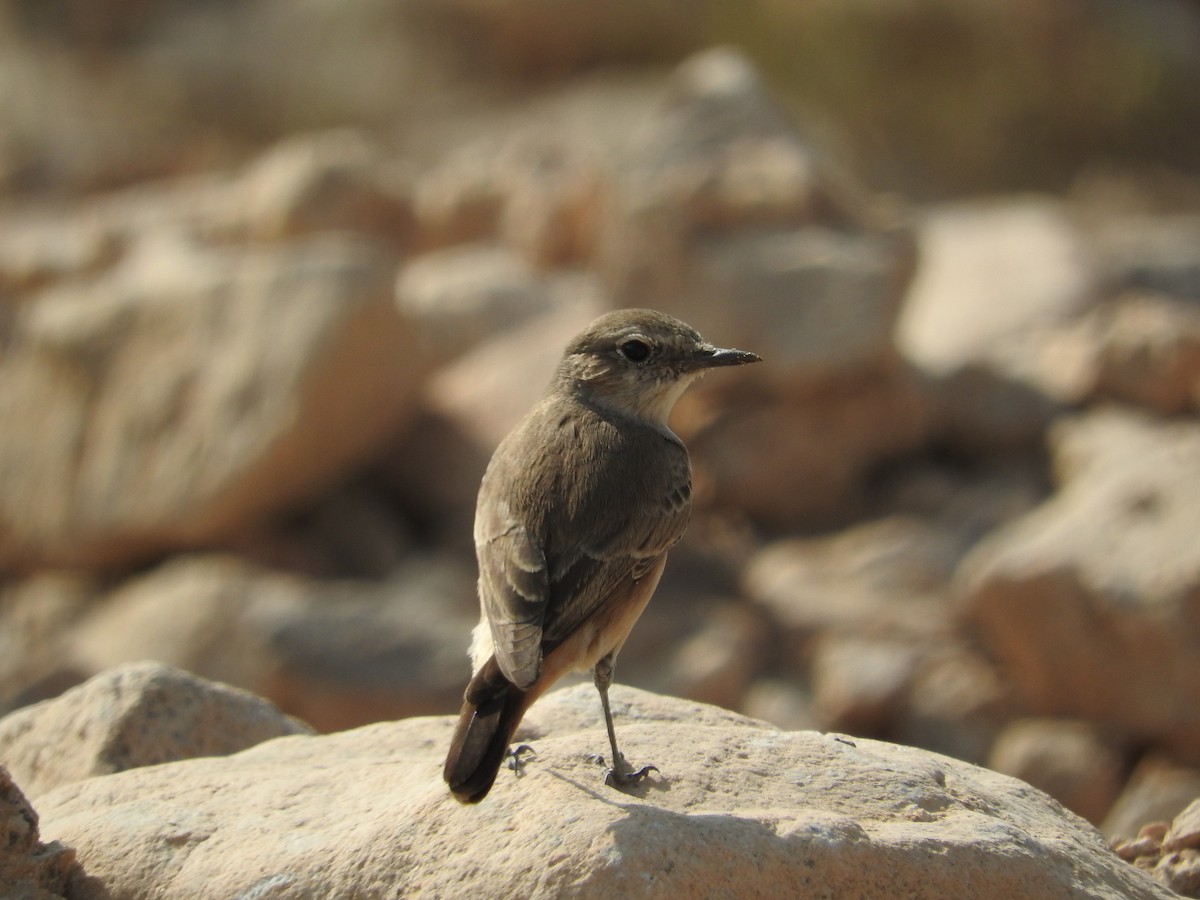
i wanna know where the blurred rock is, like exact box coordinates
[1089,292,1200,413]
[0,572,95,717]
[811,634,920,737]
[961,408,1200,763]
[688,364,929,528]
[64,554,477,731]
[394,242,556,361]
[897,198,1102,455]
[0,766,74,900]
[425,287,605,450]
[33,685,1174,899]
[603,48,916,383]
[0,230,425,569]
[1105,755,1200,842]
[624,599,768,713]
[224,479,414,579]
[740,678,819,732]
[1093,214,1200,302]
[899,199,1095,378]
[0,661,311,800]
[987,718,1128,825]
[232,130,417,244]
[894,643,1015,766]
[744,516,962,656]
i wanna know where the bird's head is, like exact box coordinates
[556,308,760,426]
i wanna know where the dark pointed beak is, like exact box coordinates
[690,344,762,369]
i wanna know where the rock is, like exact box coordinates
[232,130,417,244]
[1104,755,1200,841]
[35,685,1171,899]
[690,368,929,528]
[0,230,425,569]
[1093,214,1200,302]
[394,242,556,361]
[893,642,1015,766]
[897,197,1098,451]
[739,678,820,732]
[603,48,917,383]
[898,198,1096,377]
[412,135,604,266]
[1090,292,1200,413]
[424,288,606,450]
[0,767,75,900]
[810,634,921,736]
[64,554,479,732]
[0,572,95,717]
[960,408,1200,763]
[0,661,312,800]
[987,719,1128,825]
[1113,799,1200,897]
[744,516,963,653]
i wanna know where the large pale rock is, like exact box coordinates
[602,47,917,383]
[960,407,1200,763]
[36,685,1170,899]
[898,198,1098,451]
[0,661,311,800]
[0,230,424,568]
[0,767,75,900]
[64,554,478,732]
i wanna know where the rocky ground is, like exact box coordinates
[3,1,1200,897]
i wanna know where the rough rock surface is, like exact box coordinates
[1114,798,1200,897]
[0,661,312,800]
[961,407,1200,763]
[0,767,75,900]
[35,684,1171,899]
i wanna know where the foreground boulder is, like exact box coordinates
[0,661,312,799]
[34,683,1168,898]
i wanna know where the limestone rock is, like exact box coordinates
[0,661,312,800]
[35,685,1171,899]
[960,408,1200,763]
[0,230,425,569]
[0,767,75,900]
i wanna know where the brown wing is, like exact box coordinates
[474,399,692,688]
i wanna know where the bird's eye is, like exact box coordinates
[619,339,651,362]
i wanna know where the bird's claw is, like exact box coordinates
[597,753,659,789]
[506,744,537,776]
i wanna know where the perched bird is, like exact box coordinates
[443,308,760,803]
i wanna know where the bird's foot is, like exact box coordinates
[597,752,659,790]
[505,744,537,777]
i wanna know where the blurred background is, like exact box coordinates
[2,0,1200,853]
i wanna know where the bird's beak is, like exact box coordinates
[689,344,762,369]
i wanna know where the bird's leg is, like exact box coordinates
[593,654,658,789]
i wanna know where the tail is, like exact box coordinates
[443,657,532,803]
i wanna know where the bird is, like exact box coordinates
[443,308,760,803]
